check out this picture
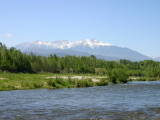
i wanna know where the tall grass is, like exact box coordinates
[47,78,94,88]
[0,72,109,91]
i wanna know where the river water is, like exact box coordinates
[0,81,160,120]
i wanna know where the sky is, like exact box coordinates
[0,0,160,57]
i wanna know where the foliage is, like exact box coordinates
[108,68,129,83]
[1,42,160,80]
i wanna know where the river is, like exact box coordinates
[0,81,160,120]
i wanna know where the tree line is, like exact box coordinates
[0,42,160,79]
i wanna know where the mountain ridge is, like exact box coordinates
[15,39,152,61]
[154,57,160,61]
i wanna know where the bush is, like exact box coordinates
[108,68,129,84]
[76,79,93,88]
[96,78,109,86]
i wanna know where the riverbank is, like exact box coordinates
[0,72,159,91]
[0,72,109,91]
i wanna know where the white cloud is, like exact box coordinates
[3,33,13,39]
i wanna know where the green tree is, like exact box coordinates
[108,68,129,84]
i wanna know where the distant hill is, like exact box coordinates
[154,57,160,61]
[15,39,152,61]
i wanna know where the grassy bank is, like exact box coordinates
[0,72,158,91]
[0,72,109,91]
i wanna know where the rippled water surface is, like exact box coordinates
[0,81,160,120]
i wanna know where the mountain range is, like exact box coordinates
[154,57,160,61]
[15,39,152,61]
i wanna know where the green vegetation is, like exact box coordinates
[0,42,160,90]
[0,72,109,91]
[108,68,129,84]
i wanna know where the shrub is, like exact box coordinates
[96,78,109,86]
[108,68,129,84]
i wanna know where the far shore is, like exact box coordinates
[0,72,109,91]
[0,72,158,91]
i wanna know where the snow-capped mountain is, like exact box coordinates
[15,39,152,61]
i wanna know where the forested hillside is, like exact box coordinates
[0,42,160,78]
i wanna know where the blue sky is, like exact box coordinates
[0,0,160,57]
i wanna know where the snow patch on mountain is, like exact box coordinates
[33,39,112,49]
